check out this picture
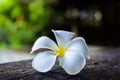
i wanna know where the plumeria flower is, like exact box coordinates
[31,30,89,75]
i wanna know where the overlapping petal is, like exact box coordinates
[31,36,58,53]
[58,51,86,75]
[32,51,57,72]
[66,37,90,59]
[52,30,75,46]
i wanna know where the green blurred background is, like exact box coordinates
[0,0,120,50]
[0,0,55,49]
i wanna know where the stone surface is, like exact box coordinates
[0,49,35,63]
[0,48,120,80]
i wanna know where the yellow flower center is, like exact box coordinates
[55,45,66,57]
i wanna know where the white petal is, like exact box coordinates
[66,37,90,59]
[52,30,75,46]
[31,36,58,53]
[58,51,86,75]
[32,51,57,72]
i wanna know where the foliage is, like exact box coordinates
[0,0,53,49]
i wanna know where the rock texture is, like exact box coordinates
[0,48,120,80]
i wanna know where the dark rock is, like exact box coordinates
[0,48,120,80]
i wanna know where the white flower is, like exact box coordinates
[31,30,89,75]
